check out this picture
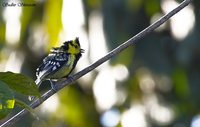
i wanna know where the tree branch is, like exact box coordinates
[0,0,192,126]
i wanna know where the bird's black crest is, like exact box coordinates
[64,37,80,46]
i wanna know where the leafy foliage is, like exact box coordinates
[0,72,39,119]
[0,81,15,119]
[0,72,39,96]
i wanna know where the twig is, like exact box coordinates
[0,0,192,126]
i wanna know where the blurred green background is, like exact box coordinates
[0,0,200,127]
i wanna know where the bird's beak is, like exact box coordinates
[81,49,85,53]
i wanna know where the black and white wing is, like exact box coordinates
[35,53,68,85]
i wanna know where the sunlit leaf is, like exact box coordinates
[0,81,15,119]
[0,72,40,97]
[44,0,62,50]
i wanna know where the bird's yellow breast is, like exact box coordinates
[49,55,76,79]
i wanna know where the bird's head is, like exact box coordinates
[61,37,84,55]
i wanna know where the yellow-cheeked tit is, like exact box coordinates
[30,38,84,100]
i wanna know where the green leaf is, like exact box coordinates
[0,81,15,120]
[0,72,40,97]
[15,99,39,120]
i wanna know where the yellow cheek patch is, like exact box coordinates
[68,45,79,54]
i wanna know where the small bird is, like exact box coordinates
[29,37,84,100]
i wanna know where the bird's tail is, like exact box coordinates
[28,78,42,101]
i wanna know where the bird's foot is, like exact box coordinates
[49,80,57,92]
